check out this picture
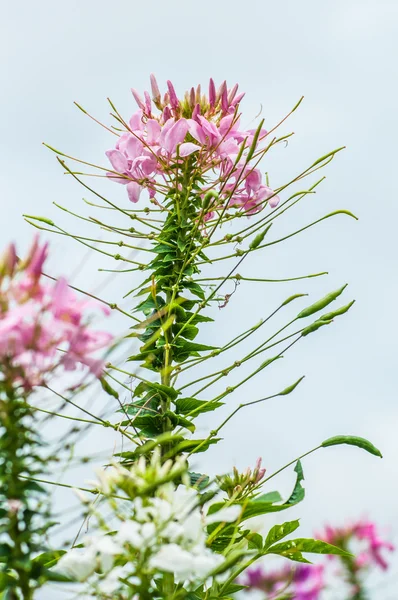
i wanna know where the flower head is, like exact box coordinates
[105,76,280,220]
[0,236,113,388]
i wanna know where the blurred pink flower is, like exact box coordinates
[0,236,113,388]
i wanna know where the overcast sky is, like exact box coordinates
[1,1,398,597]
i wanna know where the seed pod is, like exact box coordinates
[319,300,355,321]
[297,284,347,319]
[249,223,272,249]
[322,435,382,458]
[279,376,305,396]
[246,118,265,162]
[203,190,219,211]
[301,319,333,337]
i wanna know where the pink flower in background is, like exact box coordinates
[0,236,113,388]
[105,75,280,217]
[242,563,325,599]
[319,519,394,572]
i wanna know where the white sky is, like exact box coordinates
[1,1,398,597]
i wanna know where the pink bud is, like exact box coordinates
[144,91,152,116]
[1,243,18,277]
[131,88,145,110]
[221,85,228,113]
[192,103,201,121]
[228,83,239,104]
[232,92,245,106]
[209,78,216,107]
[189,87,196,108]
[195,84,201,104]
[167,80,179,110]
[150,73,161,103]
[216,80,227,104]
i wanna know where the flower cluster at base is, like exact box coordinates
[106,75,280,218]
[0,236,113,388]
[56,451,241,598]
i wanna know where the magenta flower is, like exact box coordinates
[0,236,113,388]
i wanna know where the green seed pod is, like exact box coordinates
[281,293,308,307]
[319,300,355,321]
[279,376,305,396]
[321,435,382,458]
[24,214,55,227]
[301,319,333,337]
[249,223,272,250]
[246,118,265,162]
[99,377,119,400]
[297,284,347,319]
[203,190,219,211]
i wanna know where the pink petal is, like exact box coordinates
[129,110,144,131]
[127,181,142,203]
[163,119,189,154]
[125,135,144,158]
[105,149,128,172]
[179,142,201,157]
[146,119,161,144]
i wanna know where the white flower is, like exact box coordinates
[206,505,242,525]
[150,543,196,580]
[191,551,224,578]
[56,548,96,582]
[117,521,143,548]
[97,565,139,595]
[86,535,121,572]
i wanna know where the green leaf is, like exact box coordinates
[184,281,206,300]
[267,538,352,561]
[254,491,283,504]
[264,520,300,550]
[176,397,224,415]
[285,460,305,506]
[164,410,195,433]
[187,313,214,324]
[247,532,263,550]
[173,323,199,340]
[33,550,66,569]
[166,438,221,457]
[174,340,218,352]
[297,284,347,319]
[189,472,210,490]
[321,435,382,458]
[145,382,179,401]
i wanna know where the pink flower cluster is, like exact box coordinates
[320,520,394,571]
[0,237,113,388]
[242,563,325,600]
[106,75,280,218]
